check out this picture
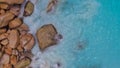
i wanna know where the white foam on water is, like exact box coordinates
[24,0,100,68]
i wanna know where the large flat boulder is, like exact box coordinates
[36,24,58,51]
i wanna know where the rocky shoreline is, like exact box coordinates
[0,0,60,68]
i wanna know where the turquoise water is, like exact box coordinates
[80,0,120,68]
[24,0,120,68]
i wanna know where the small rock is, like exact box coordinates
[0,33,8,41]
[7,29,19,48]
[17,44,24,52]
[17,23,29,33]
[4,47,12,55]
[0,28,7,34]
[0,3,9,9]
[10,55,17,65]
[46,0,57,13]
[9,18,23,29]
[24,1,34,16]
[20,33,32,47]
[0,9,5,15]
[0,38,9,46]
[0,54,10,64]
[24,35,35,51]
[0,12,15,28]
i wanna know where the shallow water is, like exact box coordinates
[24,0,120,68]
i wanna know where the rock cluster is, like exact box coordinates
[0,0,35,68]
[0,0,61,67]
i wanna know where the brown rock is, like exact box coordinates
[20,33,32,47]
[0,0,24,5]
[10,55,17,65]
[24,1,34,16]
[0,38,9,46]
[4,47,12,55]
[0,3,9,9]
[3,64,12,68]
[0,28,7,34]
[46,0,57,13]
[0,54,10,64]
[7,29,19,48]
[17,23,29,34]
[9,18,22,29]
[14,57,31,68]
[36,24,58,50]
[0,12,15,28]
[17,45,24,52]
[0,9,5,15]
[24,34,35,51]
[0,33,8,41]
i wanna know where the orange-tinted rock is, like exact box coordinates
[0,9,5,15]
[17,23,29,33]
[17,45,24,52]
[10,55,17,65]
[9,18,22,29]
[0,39,9,46]
[24,35,35,51]
[0,12,15,28]
[0,33,8,41]
[20,33,32,47]
[0,3,9,9]
[7,29,19,48]
[5,47,12,55]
